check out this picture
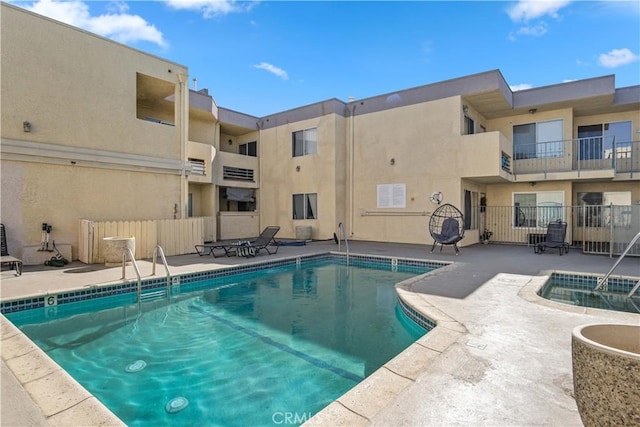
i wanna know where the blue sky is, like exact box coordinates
[10,0,640,117]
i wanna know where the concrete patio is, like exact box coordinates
[1,241,639,426]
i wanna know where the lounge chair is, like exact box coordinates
[195,226,281,258]
[429,204,465,255]
[1,224,23,276]
[534,220,569,256]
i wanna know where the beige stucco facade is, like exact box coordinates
[1,3,639,261]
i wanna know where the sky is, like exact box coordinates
[8,0,640,117]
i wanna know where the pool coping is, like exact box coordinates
[306,268,639,425]
[0,251,450,426]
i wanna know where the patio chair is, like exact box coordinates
[195,226,281,258]
[534,220,569,256]
[1,223,23,276]
[429,204,465,255]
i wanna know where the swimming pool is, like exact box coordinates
[5,254,441,426]
[539,272,640,313]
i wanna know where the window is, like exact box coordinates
[513,120,563,159]
[577,191,631,227]
[292,128,317,157]
[513,191,563,228]
[464,116,475,135]
[239,141,257,157]
[293,193,317,220]
[578,121,631,160]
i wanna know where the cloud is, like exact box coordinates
[506,0,572,23]
[165,0,255,18]
[510,83,533,91]
[253,62,289,80]
[515,22,548,37]
[598,48,639,68]
[22,0,166,47]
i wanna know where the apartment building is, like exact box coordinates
[1,3,638,262]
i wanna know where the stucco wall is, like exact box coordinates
[349,97,466,244]
[1,161,182,260]
[259,114,343,240]
[0,5,187,159]
[0,4,189,261]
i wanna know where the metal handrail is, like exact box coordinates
[152,245,171,295]
[593,231,640,293]
[338,222,349,265]
[121,247,142,301]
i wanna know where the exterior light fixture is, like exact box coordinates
[529,108,537,114]
[390,158,395,165]
[462,104,469,114]
[296,165,301,172]
[23,120,31,132]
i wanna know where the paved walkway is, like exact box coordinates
[1,241,638,426]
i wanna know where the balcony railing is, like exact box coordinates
[223,166,254,181]
[513,138,639,177]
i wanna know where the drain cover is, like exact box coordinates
[166,397,189,413]
[125,360,147,373]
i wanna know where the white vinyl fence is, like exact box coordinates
[79,217,216,264]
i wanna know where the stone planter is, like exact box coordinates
[572,323,640,427]
[295,226,312,241]
[102,237,135,267]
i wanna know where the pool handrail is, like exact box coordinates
[152,245,171,295]
[593,231,640,296]
[121,247,142,300]
[338,222,349,264]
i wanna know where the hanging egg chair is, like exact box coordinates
[428,203,465,255]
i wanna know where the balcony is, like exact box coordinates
[186,140,214,183]
[459,131,513,182]
[513,138,640,180]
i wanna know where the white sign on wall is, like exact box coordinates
[377,183,406,208]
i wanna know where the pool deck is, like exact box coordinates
[1,241,639,426]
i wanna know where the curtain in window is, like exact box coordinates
[306,194,317,219]
[304,128,317,155]
[292,131,304,157]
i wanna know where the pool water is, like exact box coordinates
[539,273,640,314]
[7,259,429,426]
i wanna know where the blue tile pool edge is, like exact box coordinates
[0,252,450,318]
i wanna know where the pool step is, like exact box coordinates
[140,289,167,302]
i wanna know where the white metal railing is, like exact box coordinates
[152,245,171,297]
[481,204,639,257]
[338,222,349,264]
[188,158,206,176]
[121,247,142,302]
[593,231,640,294]
[223,166,254,181]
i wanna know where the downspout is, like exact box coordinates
[177,73,188,219]
[258,119,264,232]
[348,103,356,236]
